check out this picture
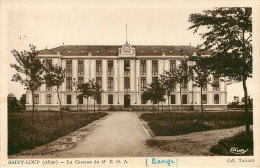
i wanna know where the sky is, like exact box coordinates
[5,1,255,103]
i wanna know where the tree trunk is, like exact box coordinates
[241,29,250,134]
[161,102,163,112]
[31,90,35,116]
[31,89,35,121]
[76,91,79,114]
[158,102,159,113]
[87,98,89,115]
[242,76,250,134]
[57,86,62,120]
[94,99,96,113]
[200,86,204,124]
[168,95,170,114]
[180,84,183,116]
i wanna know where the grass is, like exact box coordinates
[140,111,253,136]
[210,131,253,156]
[8,111,108,155]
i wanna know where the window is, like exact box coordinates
[153,100,157,104]
[97,95,101,104]
[124,77,130,90]
[96,60,102,75]
[152,60,158,74]
[46,94,52,104]
[78,77,84,87]
[140,60,146,74]
[214,94,219,104]
[96,77,102,88]
[108,60,113,74]
[66,77,72,90]
[213,76,219,89]
[67,95,71,104]
[170,60,176,72]
[78,60,84,74]
[202,82,207,90]
[108,95,113,104]
[141,77,146,90]
[46,86,52,91]
[124,60,130,72]
[108,77,113,90]
[34,94,39,104]
[182,95,187,104]
[66,60,72,74]
[46,59,52,71]
[171,95,176,104]
[78,95,83,104]
[202,94,207,104]
[181,78,188,89]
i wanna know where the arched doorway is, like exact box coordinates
[124,94,130,108]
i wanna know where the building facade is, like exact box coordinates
[26,42,227,111]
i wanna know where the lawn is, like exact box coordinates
[140,111,253,136]
[210,131,253,156]
[8,111,108,155]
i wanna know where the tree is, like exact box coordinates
[160,73,176,113]
[189,7,252,133]
[90,80,103,113]
[141,77,166,112]
[8,93,20,112]
[72,78,79,114]
[10,45,45,116]
[242,96,253,109]
[166,60,190,114]
[189,56,212,123]
[44,64,65,119]
[78,79,93,115]
[19,94,26,110]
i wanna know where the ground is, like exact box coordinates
[147,125,252,156]
[9,111,251,158]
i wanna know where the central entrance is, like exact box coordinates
[124,94,130,108]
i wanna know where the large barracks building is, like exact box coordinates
[26,42,227,111]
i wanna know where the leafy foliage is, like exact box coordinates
[44,63,65,118]
[90,80,103,102]
[162,60,191,113]
[44,64,65,89]
[19,94,26,110]
[10,45,45,91]
[10,45,45,112]
[189,7,252,133]
[189,56,212,122]
[141,77,166,111]
[78,79,94,99]
[189,56,212,88]
[8,93,20,112]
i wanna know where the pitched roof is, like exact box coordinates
[38,45,211,56]
[38,49,57,55]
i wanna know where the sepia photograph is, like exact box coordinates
[0,0,259,167]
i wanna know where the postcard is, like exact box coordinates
[0,0,259,167]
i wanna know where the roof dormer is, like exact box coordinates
[118,42,136,58]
